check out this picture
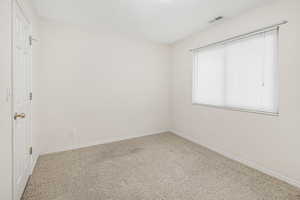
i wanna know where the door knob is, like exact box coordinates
[14,113,26,120]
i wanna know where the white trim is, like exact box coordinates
[41,130,169,155]
[30,156,38,174]
[192,103,279,116]
[170,129,300,189]
[10,0,14,199]
[14,0,30,24]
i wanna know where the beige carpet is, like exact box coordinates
[22,132,300,200]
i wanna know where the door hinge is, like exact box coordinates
[29,147,33,155]
[29,36,32,46]
[29,36,38,46]
[29,92,33,101]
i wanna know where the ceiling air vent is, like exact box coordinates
[209,16,224,24]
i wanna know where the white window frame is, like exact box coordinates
[192,28,280,116]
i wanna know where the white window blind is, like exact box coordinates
[193,29,279,114]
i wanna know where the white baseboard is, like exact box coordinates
[30,156,38,174]
[41,130,169,155]
[170,129,300,189]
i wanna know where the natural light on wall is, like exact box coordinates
[192,29,279,114]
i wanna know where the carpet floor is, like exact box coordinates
[22,132,300,200]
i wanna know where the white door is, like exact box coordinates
[13,1,32,200]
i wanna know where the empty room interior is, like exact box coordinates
[1,0,300,199]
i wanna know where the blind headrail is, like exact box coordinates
[190,20,288,52]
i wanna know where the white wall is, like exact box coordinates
[0,0,13,199]
[171,0,300,187]
[35,20,171,154]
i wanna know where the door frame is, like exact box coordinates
[11,0,33,199]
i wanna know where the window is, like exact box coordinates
[192,29,279,114]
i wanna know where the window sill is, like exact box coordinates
[192,103,279,116]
